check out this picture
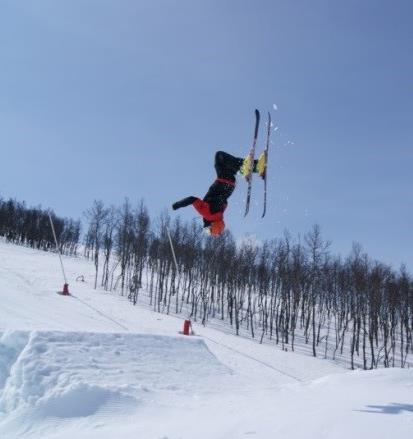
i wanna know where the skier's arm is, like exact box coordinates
[172,196,197,210]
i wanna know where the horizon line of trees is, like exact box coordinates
[1,195,412,369]
[84,198,413,370]
[0,197,80,255]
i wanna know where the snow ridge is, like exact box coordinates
[0,330,230,418]
[0,331,31,412]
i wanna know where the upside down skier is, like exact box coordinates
[172,151,266,236]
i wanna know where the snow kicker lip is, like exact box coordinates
[0,330,230,418]
[0,331,31,406]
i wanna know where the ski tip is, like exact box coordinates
[254,109,260,118]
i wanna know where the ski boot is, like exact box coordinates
[240,153,266,178]
[255,152,267,179]
[240,155,253,178]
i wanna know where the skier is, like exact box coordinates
[172,151,265,236]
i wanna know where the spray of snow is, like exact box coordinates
[236,234,263,249]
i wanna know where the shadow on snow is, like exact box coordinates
[356,403,413,415]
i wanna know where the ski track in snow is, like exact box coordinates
[1,240,413,439]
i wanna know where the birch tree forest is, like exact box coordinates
[83,199,413,370]
[1,196,411,369]
[0,197,80,255]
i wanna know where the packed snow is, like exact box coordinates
[0,241,412,438]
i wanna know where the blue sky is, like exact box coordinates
[0,0,412,268]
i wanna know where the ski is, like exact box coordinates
[261,112,271,218]
[244,109,260,217]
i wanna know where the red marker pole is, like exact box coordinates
[183,320,191,336]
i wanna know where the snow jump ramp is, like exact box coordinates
[0,330,230,435]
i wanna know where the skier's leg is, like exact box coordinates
[214,151,244,178]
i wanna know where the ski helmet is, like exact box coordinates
[210,220,225,237]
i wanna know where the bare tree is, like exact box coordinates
[84,200,108,289]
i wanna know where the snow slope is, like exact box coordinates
[0,241,412,438]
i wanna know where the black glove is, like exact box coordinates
[172,196,197,210]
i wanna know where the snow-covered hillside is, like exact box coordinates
[0,241,412,438]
